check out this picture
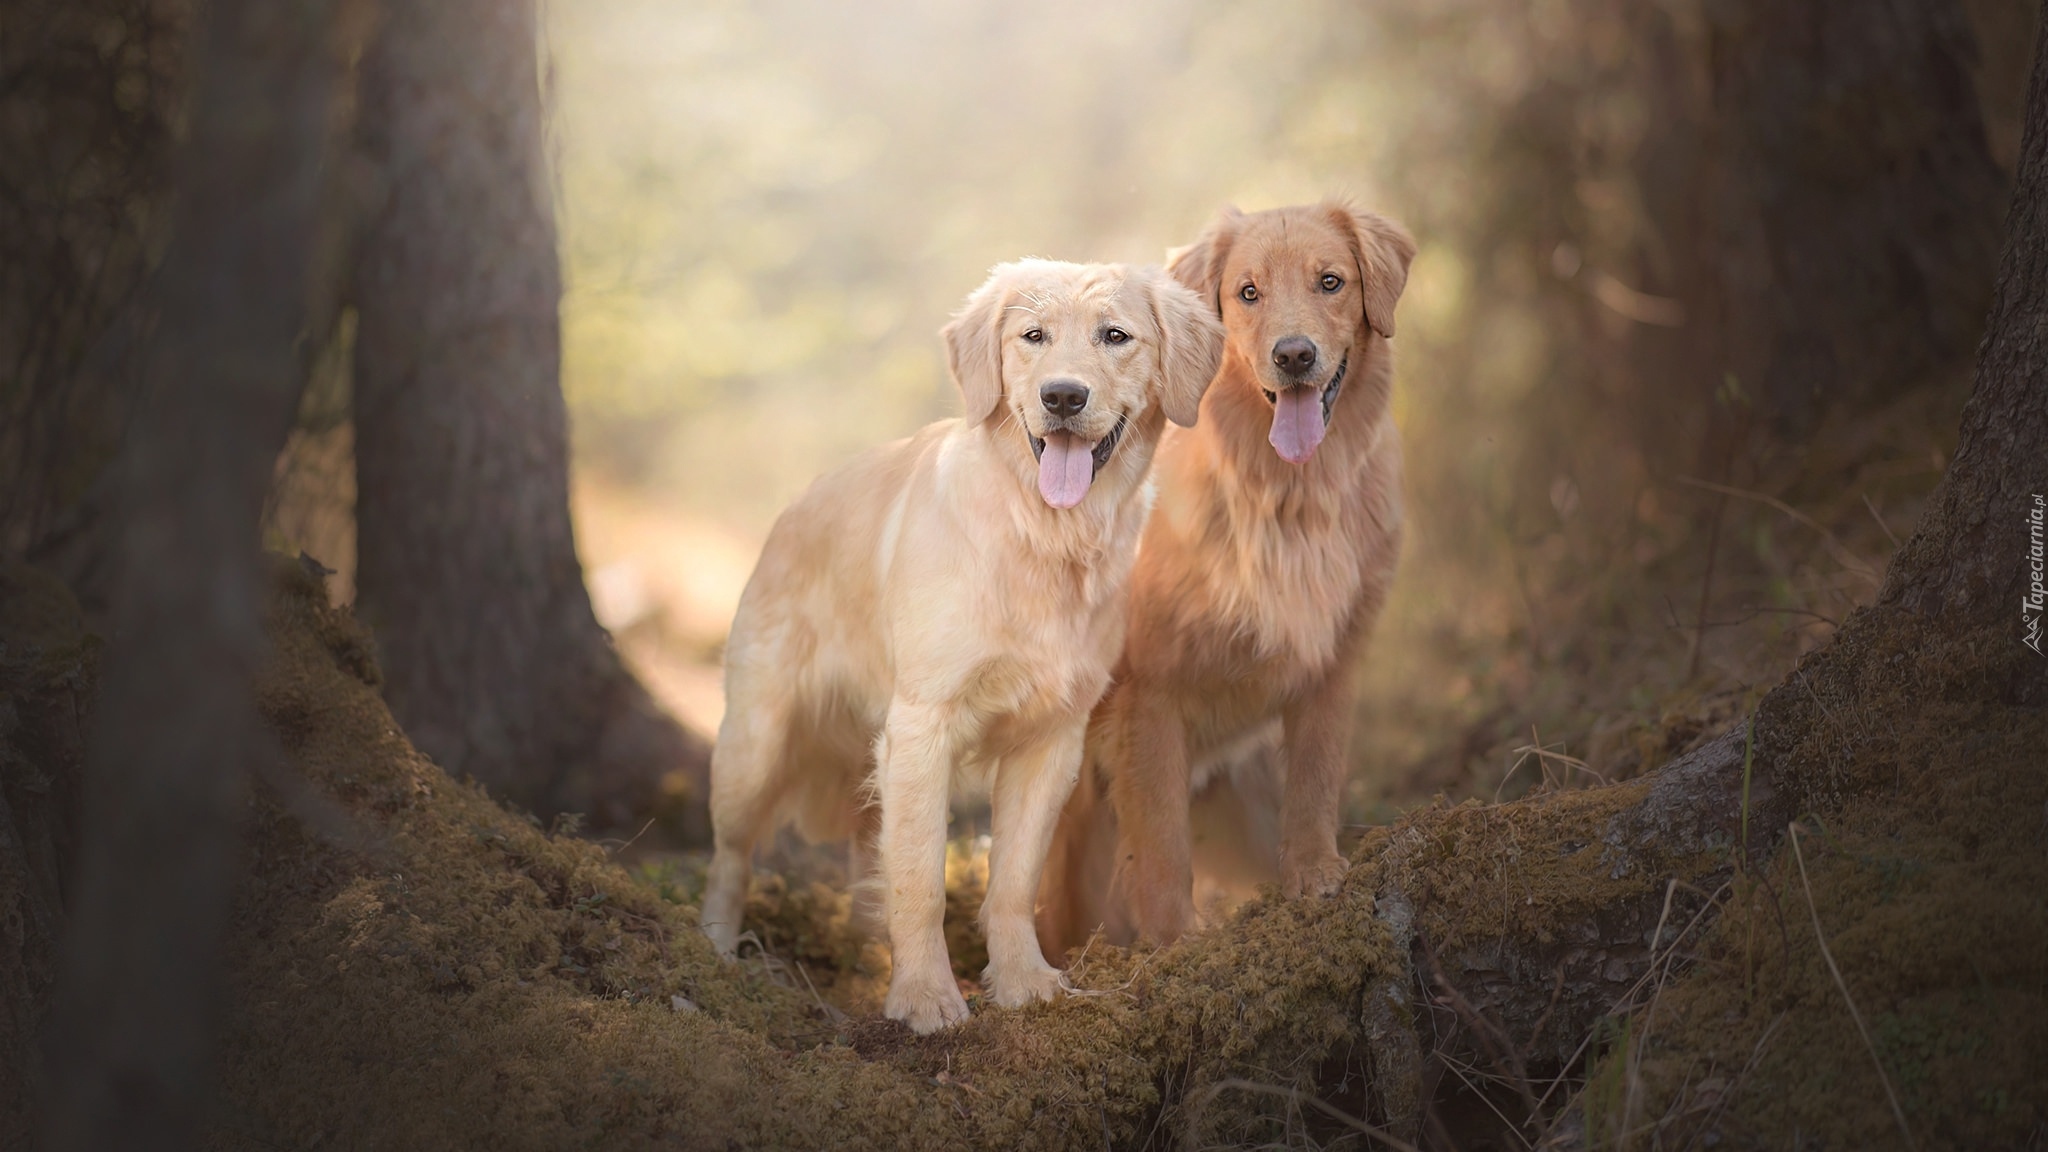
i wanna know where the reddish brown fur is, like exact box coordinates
[1038,202,1415,952]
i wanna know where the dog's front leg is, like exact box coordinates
[1278,661,1356,899]
[876,700,971,1034]
[982,721,1084,1009]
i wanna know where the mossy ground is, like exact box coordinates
[1582,609,2048,1151]
[209,560,1420,1150]
[7,546,2037,1150]
[214,560,1760,1148]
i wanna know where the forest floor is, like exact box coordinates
[5,370,2041,1149]
[152,551,2037,1150]
[3,540,2034,1147]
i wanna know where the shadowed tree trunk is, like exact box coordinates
[1878,30,2048,630]
[350,0,708,833]
[1406,15,2048,1140]
[37,2,339,1147]
[0,0,180,606]
[1701,0,2011,438]
[1606,0,2012,464]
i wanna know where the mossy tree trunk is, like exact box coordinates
[37,3,340,1148]
[349,0,708,833]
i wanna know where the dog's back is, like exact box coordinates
[713,427,929,847]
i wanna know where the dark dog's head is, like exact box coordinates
[1168,202,1415,464]
[944,260,1223,509]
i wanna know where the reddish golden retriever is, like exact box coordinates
[1039,201,1414,951]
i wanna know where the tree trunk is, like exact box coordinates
[1699,0,2010,439]
[1878,10,2048,631]
[0,0,181,604]
[37,2,338,1147]
[349,0,708,834]
[1679,0,2015,438]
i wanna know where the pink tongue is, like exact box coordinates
[1036,430,1095,509]
[1269,387,1327,463]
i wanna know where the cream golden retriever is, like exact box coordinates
[700,260,1223,1033]
[1038,202,1415,953]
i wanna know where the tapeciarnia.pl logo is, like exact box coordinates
[2027,493,2045,655]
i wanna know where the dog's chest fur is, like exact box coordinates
[962,505,1142,760]
[1209,457,1368,674]
[1143,407,1401,746]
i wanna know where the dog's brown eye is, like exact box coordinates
[1023,328,1044,343]
[1103,327,1130,345]
[1239,284,1258,303]
[1321,273,1343,293]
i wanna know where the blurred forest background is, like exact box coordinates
[2,0,2036,837]
[267,0,2040,819]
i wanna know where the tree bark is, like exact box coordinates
[0,566,94,1145]
[350,0,707,833]
[1878,6,2048,632]
[1699,0,2009,438]
[37,2,337,1148]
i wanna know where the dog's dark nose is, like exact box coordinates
[1040,379,1089,418]
[1272,337,1319,378]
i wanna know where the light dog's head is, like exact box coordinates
[1168,202,1415,464]
[944,260,1223,509]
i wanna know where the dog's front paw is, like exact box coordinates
[984,961,1065,1011]
[885,969,971,1034]
[700,919,740,960]
[1281,853,1349,899]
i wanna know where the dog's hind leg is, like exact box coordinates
[844,797,884,935]
[983,720,1085,1009]
[1034,750,1114,960]
[700,697,792,957]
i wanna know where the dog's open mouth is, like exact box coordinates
[1261,354,1348,464]
[1028,414,1127,509]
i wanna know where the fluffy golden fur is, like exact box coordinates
[701,260,1223,1033]
[1038,202,1416,953]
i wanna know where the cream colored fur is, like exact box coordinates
[700,260,1222,1033]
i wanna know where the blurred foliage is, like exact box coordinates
[548,0,1431,526]
[3,0,2027,811]
[547,0,2033,806]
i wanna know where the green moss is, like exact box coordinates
[15,558,2024,1149]
[207,561,1417,1149]
[1589,607,2048,1150]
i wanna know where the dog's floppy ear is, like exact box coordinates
[943,266,1009,425]
[1329,201,1416,339]
[1145,269,1225,428]
[1165,206,1243,316]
